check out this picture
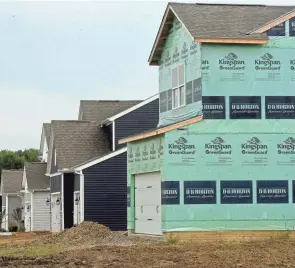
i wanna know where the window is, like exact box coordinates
[172,64,185,109]
[266,22,285,37]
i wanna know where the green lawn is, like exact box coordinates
[0,244,62,257]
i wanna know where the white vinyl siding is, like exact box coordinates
[172,64,185,109]
[33,192,50,231]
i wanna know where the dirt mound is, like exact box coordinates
[33,222,133,247]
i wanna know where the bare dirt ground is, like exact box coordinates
[1,222,295,268]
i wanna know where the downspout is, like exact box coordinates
[5,195,8,231]
[61,173,64,231]
[74,169,84,223]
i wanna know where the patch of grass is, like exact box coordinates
[0,244,62,257]
[165,233,178,245]
[278,230,291,240]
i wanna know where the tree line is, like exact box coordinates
[0,149,40,174]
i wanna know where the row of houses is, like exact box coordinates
[1,96,159,232]
[1,2,295,238]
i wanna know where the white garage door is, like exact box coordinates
[51,194,61,232]
[135,172,162,235]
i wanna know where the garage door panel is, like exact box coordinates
[135,173,161,189]
[135,172,162,235]
[135,205,160,220]
[135,189,161,206]
[135,220,161,235]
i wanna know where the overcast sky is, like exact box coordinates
[0,0,294,150]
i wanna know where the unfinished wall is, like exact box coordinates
[127,135,164,230]
[158,18,202,126]
[162,120,295,231]
[201,19,295,120]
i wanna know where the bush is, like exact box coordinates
[0,228,6,232]
[8,225,18,232]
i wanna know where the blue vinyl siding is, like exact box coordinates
[83,152,127,231]
[114,99,159,150]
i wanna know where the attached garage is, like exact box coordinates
[21,163,51,232]
[134,172,162,235]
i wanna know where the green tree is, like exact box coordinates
[0,149,39,174]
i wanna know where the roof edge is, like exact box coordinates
[148,4,194,66]
[73,147,127,171]
[248,8,295,34]
[195,38,268,44]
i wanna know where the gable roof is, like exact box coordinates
[149,3,295,65]
[101,94,159,125]
[1,170,23,194]
[78,100,142,122]
[46,120,110,174]
[24,162,49,190]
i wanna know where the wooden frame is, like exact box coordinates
[249,10,295,34]
[195,38,268,44]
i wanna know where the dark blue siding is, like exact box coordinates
[83,152,127,231]
[51,175,61,193]
[64,173,74,229]
[74,174,80,192]
[115,99,159,149]
[103,123,113,151]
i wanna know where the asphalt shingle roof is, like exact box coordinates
[170,3,294,40]
[1,170,23,194]
[46,120,110,173]
[24,162,49,190]
[149,3,295,64]
[78,100,142,122]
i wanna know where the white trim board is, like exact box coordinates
[45,172,62,177]
[112,121,115,151]
[74,147,127,171]
[30,190,34,231]
[61,173,64,231]
[101,94,159,126]
[79,171,84,223]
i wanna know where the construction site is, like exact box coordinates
[0,222,294,268]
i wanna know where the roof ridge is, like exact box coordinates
[51,120,91,123]
[80,100,142,102]
[169,2,294,7]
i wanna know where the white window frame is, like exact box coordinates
[172,64,185,109]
